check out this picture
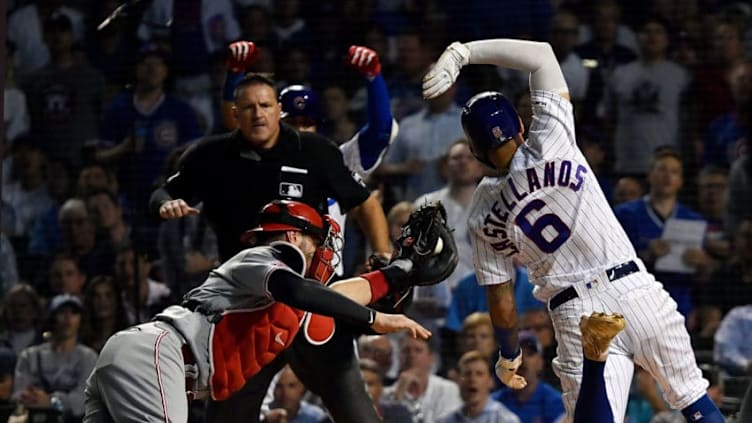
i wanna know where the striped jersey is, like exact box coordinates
[468,90,636,301]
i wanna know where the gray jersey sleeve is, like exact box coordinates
[183,242,306,314]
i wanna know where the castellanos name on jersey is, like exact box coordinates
[468,91,634,300]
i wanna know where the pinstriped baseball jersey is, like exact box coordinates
[468,90,636,301]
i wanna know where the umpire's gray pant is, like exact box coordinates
[84,321,188,423]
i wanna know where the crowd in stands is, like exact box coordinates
[2,0,752,421]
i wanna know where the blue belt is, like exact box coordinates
[548,260,639,311]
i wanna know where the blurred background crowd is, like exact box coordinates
[1,0,752,421]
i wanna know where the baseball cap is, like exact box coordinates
[44,11,73,33]
[48,294,84,315]
[519,330,542,354]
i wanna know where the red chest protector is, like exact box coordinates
[209,305,336,400]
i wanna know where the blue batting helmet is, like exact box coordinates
[279,85,320,121]
[461,91,521,167]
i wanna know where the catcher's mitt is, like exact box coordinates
[394,202,458,286]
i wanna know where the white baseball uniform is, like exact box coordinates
[468,89,708,421]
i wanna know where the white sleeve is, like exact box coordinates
[526,90,578,158]
[465,39,568,94]
[339,119,399,178]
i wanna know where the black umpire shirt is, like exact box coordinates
[150,123,370,260]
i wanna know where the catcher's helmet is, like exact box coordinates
[461,91,521,168]
[279,85,319,121]
[246,200,325,240]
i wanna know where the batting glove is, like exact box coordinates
[495,350,528,390]
[226,41,258,73]
[348,45,382,78]
[422,41,470,99]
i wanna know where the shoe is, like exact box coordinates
[580,312,626,361]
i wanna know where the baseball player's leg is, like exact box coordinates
[602,279,724,422]
[286,325,382,422]
[84,322,189,423]
[550,301,634,422]
[573,313,626,423]
[205,353,287,423]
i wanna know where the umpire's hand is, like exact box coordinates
[159,199,199,219]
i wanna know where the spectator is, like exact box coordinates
[702,60,751,168]
[75,163,119,198]
[550,7,590,102]
[388,30,435,120]
[492,331,565,423]
[0,234,19,295]
[0,348,16,404]
[387,202,415,243]
[575,0,638,124]
[96,46,202,208]
[85,190,131,250]
[613,176,645,206]
[700,216,752,314]
[444,269,541,334]
[438,351,520,423]
[58,198,115,279]
[359,358,415,423]
[714,304,752,376]
[277,47,313,89]
[689,166,731,281]
[238,5,275,47]
[12,294,97,420]
[380,82,465,201]
[383,335,462,422]
[80,276,131,353]
[693,20,748,131]
[20,12,105,167]
[7,0,85,73]
[0,284,42,355]
[614,148,705,318]
[578,126,613,203]
[320,82,358,145]
[156,147,218,297]
[726,154,751,235]
[26,160,74,257]
[2,142,53,237]
[267,365,327,423]
[606,16,690,176]
[4,41,30,144]
[48,254,86,297]
[520,309,558,390]
[358,334,397,385]
[114,244,171,323]
[138,0,241,131]
[271,0,311,50]
[414,139,483,292]
[458,313,496,364]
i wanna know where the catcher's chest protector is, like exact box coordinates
[210,302,304,400]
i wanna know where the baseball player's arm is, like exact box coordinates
[423,38,569,100]
[267,271,430,338]
[349,193,392,258]
[149,144,202,219]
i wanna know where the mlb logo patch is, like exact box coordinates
[691,411,703,421]
[280,182,303,198]
[492,126,504,139]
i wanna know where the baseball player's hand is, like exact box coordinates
[226,41,258,73]
[495,351,528,390]
[371,312,431,339]
[348,45,381,78]
[648,239,670,258]
[422,41,470,99]
[159,199,199,219]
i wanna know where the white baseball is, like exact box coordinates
[433,237,443,255]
